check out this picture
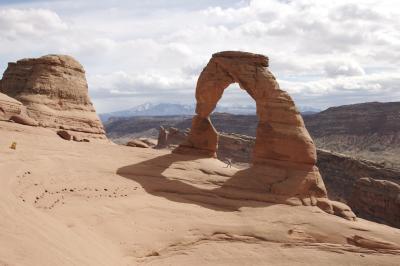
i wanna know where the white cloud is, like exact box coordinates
[323,59,365,77]
[280,72,400,107]
[0,8,67,39]
[0,0,399,112]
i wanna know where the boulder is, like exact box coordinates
[57,130,72,141]
[0,55,106,139]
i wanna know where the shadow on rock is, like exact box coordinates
[116,153,312,212]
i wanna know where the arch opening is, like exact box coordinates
[210,83,258,166]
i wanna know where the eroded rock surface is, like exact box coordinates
[0,92,22,120]
[317,149,400,202]
[173,51,355,220]
[0,55,105,139]
[351,178,400,228]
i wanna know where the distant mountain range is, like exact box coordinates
[103,101,400,169]
[303,101,400,168]
[99,102,321,122]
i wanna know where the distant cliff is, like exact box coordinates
[303,101,400,168]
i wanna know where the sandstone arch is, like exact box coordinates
[174,51,356,220]
[175,51,316,166]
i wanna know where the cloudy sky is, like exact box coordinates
[0,0,399,112]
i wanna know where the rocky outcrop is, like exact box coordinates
[351,178,400,228]
[156,126,169,148]
[0,92,22,120]
[0,55,105,139]
[318,150,400,228]
[317,149,400,202]
[173,51,355,220]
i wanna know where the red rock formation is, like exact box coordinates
[174,51,355,220]
[175,51,315,164]
[0,55,105,139]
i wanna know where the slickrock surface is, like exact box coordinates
[175,51,352,219]
[351,178,400,228]
[160,127,400,228]
[1,121,400,265]
[0,55,105,139]
[0,92,22,120]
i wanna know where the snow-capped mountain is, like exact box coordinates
[99,103,195,121]
[99,102,321,122]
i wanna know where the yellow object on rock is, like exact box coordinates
[10,142,17,150]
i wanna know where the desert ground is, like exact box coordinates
[1,121,400,266]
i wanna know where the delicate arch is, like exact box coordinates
[175,51,316,166]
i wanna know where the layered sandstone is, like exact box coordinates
[173,51,354,220]
[304,102,400,168]
[0,54,105,138]
[351,178,400,228]
[317,149,400,202]
[0,92,22,120]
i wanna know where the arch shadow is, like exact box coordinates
[116,153,302,212]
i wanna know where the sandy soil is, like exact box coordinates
[1,121,400,266]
